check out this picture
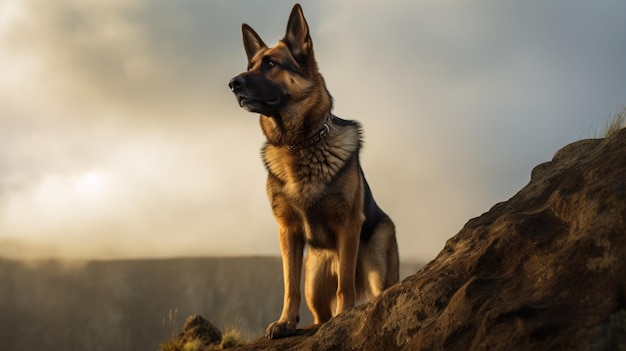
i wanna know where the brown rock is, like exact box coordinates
[177,314,222,348]
[235,128,626,350]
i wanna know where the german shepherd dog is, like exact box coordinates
[228,4,399,339]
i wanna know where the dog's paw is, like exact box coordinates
[265,320,297,339]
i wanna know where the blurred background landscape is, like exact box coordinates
[0,257,422,350]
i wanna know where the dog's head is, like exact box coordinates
[228,4,323,117]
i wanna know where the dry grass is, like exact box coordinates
[161,309,180,348]
[220,326,248,349]
[603,106,626,138]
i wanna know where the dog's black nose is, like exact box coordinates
[228,76,245,92]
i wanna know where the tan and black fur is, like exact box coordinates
[228,4,399,340]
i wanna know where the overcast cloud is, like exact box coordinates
[1,0,625,261]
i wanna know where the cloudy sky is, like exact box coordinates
[1,0,625,261]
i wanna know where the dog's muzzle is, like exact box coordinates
[228,75,282,109]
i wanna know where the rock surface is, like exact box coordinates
[232,129,626,350]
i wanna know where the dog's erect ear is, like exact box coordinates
[242,23,267,62]
[283,4,312,59]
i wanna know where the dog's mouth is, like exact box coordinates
[237,95,281,109]
[264,98,281,107]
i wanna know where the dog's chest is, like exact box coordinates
[263,136,357,200]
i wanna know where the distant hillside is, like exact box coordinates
[0,256,422,351]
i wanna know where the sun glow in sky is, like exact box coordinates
[5,171,112,238]
[73,171,108,198]
[1,0,625,261]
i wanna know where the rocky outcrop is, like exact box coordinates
[230,129,626,350]
[173,315,222,349]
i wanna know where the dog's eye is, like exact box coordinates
[263,57,278,69]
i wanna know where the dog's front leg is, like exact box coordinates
[335,224,360,315]
[336,213,363,314]
[266,225,304,339]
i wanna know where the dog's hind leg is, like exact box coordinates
[380,218,400,289]
[363,218,399,297]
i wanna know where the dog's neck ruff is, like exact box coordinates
[286,113,332,151]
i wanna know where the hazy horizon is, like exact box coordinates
[1,0,625,262]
